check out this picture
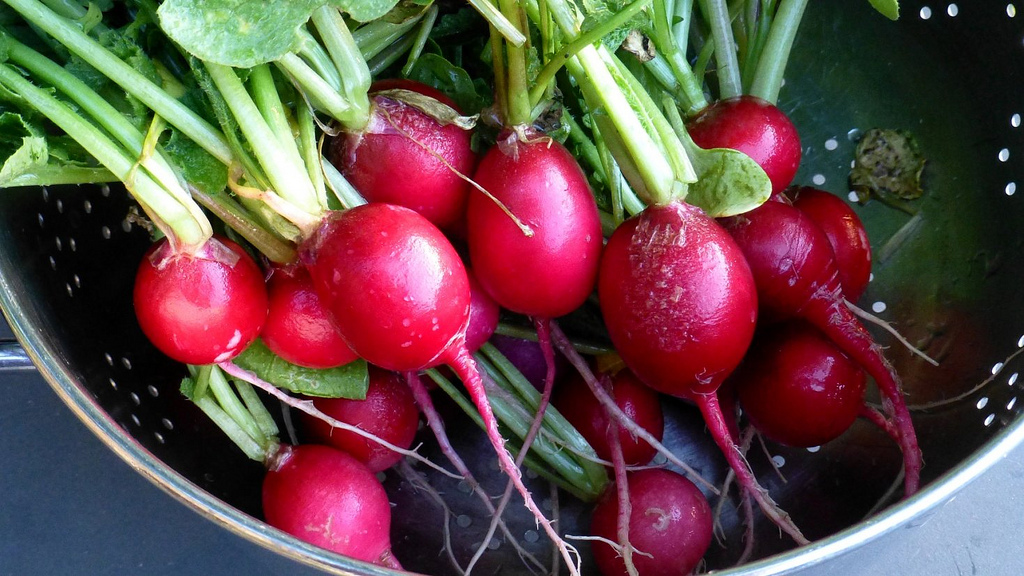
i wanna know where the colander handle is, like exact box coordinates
[0,340,34,372]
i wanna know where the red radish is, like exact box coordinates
[301,367,419,472]
[466,130,603,320]
[598,202,757,398]
[133,235,267,365]
[330,78,476,232]
[299,202,577,569]
[261,266,358,369]
[734,321,867,447]
[465,269,500,353]
[589,469,713,576]
[262,443,401,569]
[687,95,802,195]
[788,186,873,302]
[554,369,664,466]
[301,203,469,372]
[597,201,807,543]
[719,200,921,495]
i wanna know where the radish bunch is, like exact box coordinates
[3,0,931,574]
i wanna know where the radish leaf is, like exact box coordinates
[157,0,322,67]
[233,339,370,399]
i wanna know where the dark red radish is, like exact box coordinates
[330,78,476,232]
[789,186,873,302]
[491,333,570,391]
[133,235,267,365]
[465,269,500,353]
[554,369,664,466]
[597,201,807,544]
[301,367,419,472]
[299,202,577,568]
[687,95,802,195]
[261,266,358,369]
[262,443,401,569]
[734,321,867,448]
[719,200,921,495]
[590,469,713,576]
[467,131,603,320]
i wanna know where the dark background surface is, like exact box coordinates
[2,313,1023,576]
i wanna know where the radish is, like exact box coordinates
[598,203,757,399]
[788,186,873,302]
[262,443,402,569]
[300,203,470,372]
[491,333,570,391]
[466,129,603,321]
[261,265,358,369]
[719,200,922,495]
[686,95,802,195]
[301,366,420,472]
[589,469,713,576]
[330,78,477,232]
[554,368,664,467]
[733,321,867,448]
[134,235,268,366]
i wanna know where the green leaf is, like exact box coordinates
[330,0,402,23]
[868,0,900,21]
[0,111,47,185]
[157,0,323,67]
[232,339,369,399]
[681,135,772,217]
[404,52,492,115]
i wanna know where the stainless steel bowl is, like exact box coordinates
[2,1,1024,574]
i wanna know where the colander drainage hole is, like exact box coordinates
[1012,113,1021,128]
[1009,372,1019,387]
[104,352,114,366]
[1007,397,1017,410]
[920,6,932,19]
[456,515,472,528]
[771,455,786,468]
[153,432,165,444]
[992,361,1005,376]
[108,378,118,391]
[121,357,133,370]
[524,530,539,543]
[871,301,887,313]
[1010,4,1018,18]
[806,446,821,453]
[161,417,174,430]
[130,414,140,427]
[946,3,958,17]
[999,148,1010,163]
[976,396,989,410]
[984,414,996,427]
[1006,182,1016,196]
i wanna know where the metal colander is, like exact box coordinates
[3,1,1024,574]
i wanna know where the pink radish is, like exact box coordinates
[734,321,867,447]
[262,443,401,569]
[589,468,713,576]
[133,235,267,365]
[788,186,873,302]
[330,78,477,232]
[686,95,802,195]
[301,366,420,472]
[719,200,921,495]
[261,266,358,369]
